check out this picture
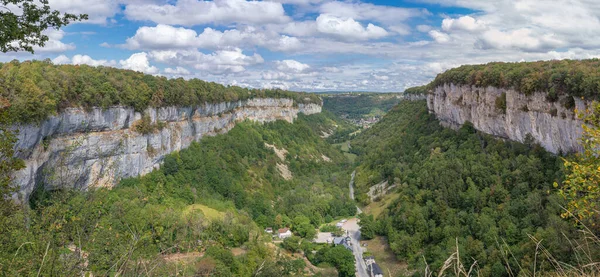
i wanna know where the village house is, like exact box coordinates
[364,256,383,277]
[333,236,353,252]
[366,263,383,277]
[277,228,292,239]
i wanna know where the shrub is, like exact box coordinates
[563,96,576,110]
[495,92,507,113]
[134,114,168,135]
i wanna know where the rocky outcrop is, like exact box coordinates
[401,93,427,101]
[428,83,589,154]
[14,98,321,199]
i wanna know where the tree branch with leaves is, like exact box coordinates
[1,0,87,53]
[556,101,600,232]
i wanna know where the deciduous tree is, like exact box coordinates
[1,0,87,53]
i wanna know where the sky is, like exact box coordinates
[3,0,600,92]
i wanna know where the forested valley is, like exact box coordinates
[2,67,600,276]
[351,100,600,276]
[1,110,357,276]
[3,0,600,276]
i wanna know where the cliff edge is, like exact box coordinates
[14,98,321,199]
[427,83,587,154]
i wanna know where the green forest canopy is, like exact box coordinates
[322,94,400,120]
[403,85,428,95]
[2,112,355,276]
[351,100,598,276]
[427,59,600,98]
[0,60,321,123]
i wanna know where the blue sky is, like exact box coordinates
[3,0,600,92]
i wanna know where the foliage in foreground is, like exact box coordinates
[0,0,87,53]
[352,100,598,276]
[0,60,321,123]
[309,245,355,277]
[0,114,354,276]
[557,101,600,231]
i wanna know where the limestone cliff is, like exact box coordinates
[428,83,589,154]
[14,98,321,199]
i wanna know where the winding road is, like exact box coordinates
[349,170,362,214]
[345,170,369,277]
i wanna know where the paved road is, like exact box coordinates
[343,218,369,277]
[346,170,368,277]
[349,170,362,214]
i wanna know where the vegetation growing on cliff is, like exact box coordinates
[0,114,354,276]
[351,100,599,275]
[403,85,429,95]
[430,59,600,99]
[0,60,321,123]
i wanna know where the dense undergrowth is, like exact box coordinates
[0,112,355,276]
[351,100,599,276]
[0,60,321,123]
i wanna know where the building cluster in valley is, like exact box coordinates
[340,114,381,129]
[264,227,292,239]
[364,256,384,277]
[264,218,383,277]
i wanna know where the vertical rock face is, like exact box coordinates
[428,83,589,154]
[401,94,427,101]
[13,98,322,199]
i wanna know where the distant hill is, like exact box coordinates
[322,93,401,121]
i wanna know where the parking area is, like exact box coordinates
[313,232,335,244]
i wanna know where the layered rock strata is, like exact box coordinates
[14,98,321,199]
[428,84,588,154]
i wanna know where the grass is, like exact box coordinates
[361,236,411,277]
[333,141,357,163]
[363,192,400,218]
[182,204,225,220]
[367,107,386,118]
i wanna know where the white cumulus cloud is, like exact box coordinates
[119,52,159,74]
[275,60,310,73]
[319,1,425,25]
[164,67,191,75]
[316,14,388,41]
[33,30,76,53]
[124,0,290,26]
[53,54,119,67]
[477,28,564,52]
[428,30,451,43]
[149,48,264,75]
[124,24,302,52]
[125,24,200,50]
[442,16,486,32]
